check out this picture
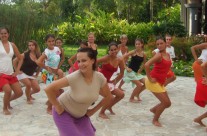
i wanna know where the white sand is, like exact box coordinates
[0,76,207,136]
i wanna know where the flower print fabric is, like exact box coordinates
[44,46,61,69]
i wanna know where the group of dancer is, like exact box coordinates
[1,25,207,135]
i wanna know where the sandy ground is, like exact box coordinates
[0,76,207,136]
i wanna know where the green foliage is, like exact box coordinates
[0,2,62,52]
[173,60,194,77]
[93,0,117,13]
[172,36,205,61]
[152,4,186,37]
[57,4,186,45]
[152,21,186,37]
[58,10,157,44]
[157,4,181,23]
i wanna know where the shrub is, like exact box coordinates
[173,60,194,77]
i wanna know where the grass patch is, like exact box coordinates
[63,44,135,58]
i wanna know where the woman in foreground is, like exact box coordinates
[44,48,112,136]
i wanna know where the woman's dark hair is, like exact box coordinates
[106,41,118,54]
[77,47,97,70]
[0,27,10,34]
[108,41,118,48]
[155,36,166,42]
[45,34,55,42]
[80,40,88,46]
[135,38,144,49]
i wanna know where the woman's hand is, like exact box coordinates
[33,75,38,78]
[86,109,94,117]
[12,71,22,76]
[55,104,64,115]
[149,77,156,83]
[72,66,76,71]
[126,67,132,72]
[202,77,207,85]
[137,69,141,74]
[47,67,53,73]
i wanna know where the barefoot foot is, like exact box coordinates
[129,99,141,103]
[107,108,115,115]
[152,120,162,127]
[135,96,142,101]
[8,105,13,110]
[30,96,35,100]
[99,113,109,119]
[194,118,206,127]
[27,100,33,104]
[3,109,11,115]
[47,109,52,115]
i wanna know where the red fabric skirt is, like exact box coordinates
[0,74,18,91]
[194,79,207,107]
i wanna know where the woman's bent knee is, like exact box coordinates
[17,91,23,97]
[119,91,125,99]
[164,101,171,108]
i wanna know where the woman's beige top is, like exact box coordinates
[58,70,106,118]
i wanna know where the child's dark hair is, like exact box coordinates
[77,48,97,70]
[45,34,55,42]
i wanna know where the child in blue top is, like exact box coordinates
[37,34,64,114]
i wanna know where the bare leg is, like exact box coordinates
[2,84,12,115]
[107,88,125,114]
[10,82,23,101]
[129,86,141,103]
[164,76,176,86]
[130,78,145,102]
[46,69,64,115]
[30,79,40,100]
[151,92,171,127]
[150,103,161,115]
[99,96,114,119]
[118,80,125,91]
[20,78,33,104]
[194,112,207,127]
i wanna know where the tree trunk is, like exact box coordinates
[204,0,207,34]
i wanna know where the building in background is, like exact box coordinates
[181,0,207,35]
